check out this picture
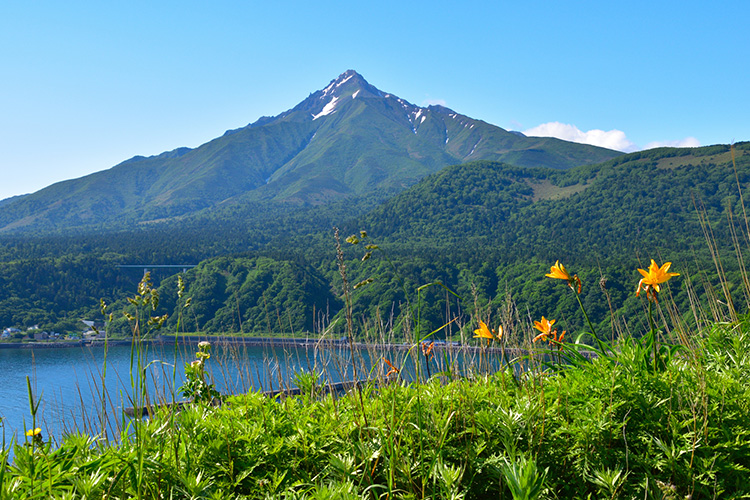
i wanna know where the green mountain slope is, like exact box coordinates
[145,256,338,335]
[0,70,620,233]
[361,143,750,257]
[0,143,747,338]
[328,142,750,336]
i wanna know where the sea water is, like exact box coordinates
[0,340,371,445]
[0,338,499,452]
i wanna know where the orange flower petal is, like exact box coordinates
[532,332,548,343]
[474,321,494,339]
[636,259,679,300]
[545,261,572,281]
[533,317,555,335]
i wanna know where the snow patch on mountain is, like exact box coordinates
[321,82,335,96]
[336,74,354,87]
[313,96,340,120]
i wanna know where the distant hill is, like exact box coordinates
[150,142,750,336]
[324,142,750,335]
[359,143,750,257]
[0,70,620,233]
[0,143,747,337]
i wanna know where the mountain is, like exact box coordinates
[359,143,750,259]
[0,143,746,336]
[0,70,621,233]
[329,142,750,336]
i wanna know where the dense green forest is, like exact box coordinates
[1,143,748,340]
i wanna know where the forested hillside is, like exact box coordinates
[333,143,750,338]
[0,143,747,340]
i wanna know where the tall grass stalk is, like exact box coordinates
[693,194,738,322]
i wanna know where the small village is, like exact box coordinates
[0,320,106,344]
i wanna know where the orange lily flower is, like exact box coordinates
[421,341,435,358]
[533,317,566,344]
[474,321,503,341]
[546,261,572,281]
[546,261,582,293]
[474,320,494,340]
[383,358,400,377]
[636,259,679,300]
[533,316,556,342]
[495,324,504,340]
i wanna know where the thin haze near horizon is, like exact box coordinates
[1,1,747,200]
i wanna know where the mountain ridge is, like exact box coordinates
[0,142,747,335]
[0,70,621,233]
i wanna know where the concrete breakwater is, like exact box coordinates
[0,334,552,359]
[0,339,136,349]
[0,335,346,350]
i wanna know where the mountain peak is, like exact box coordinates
[320,69,375,96]
[335,69,362,82]
[298,70,384,121]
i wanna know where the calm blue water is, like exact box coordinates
[0,339,496,452]
[0,340,379,446]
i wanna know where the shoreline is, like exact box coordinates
[0,339,139,349]
[0,336,352,350]
[0,335,542,357]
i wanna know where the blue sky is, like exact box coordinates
[1,1,748,200]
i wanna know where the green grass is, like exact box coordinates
[4,141,750,498]
[2,318,750,499]
[527,178,589,202]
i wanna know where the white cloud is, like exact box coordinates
[522,122,701,153]
[643,137,701,150]
[523,122,638,152]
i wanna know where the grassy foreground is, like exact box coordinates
[2,318,750,499]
